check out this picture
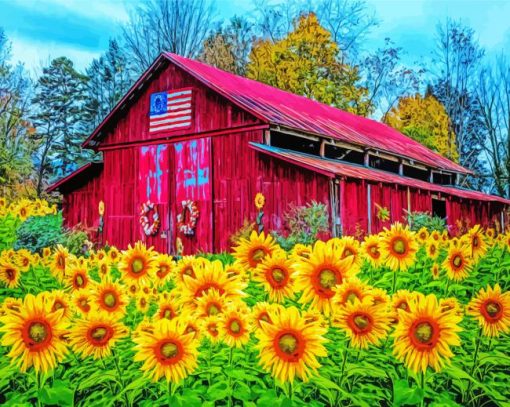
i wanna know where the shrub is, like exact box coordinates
[229,218,256,246]
[61,226,90,256]
[14,213,63,253]
[273,201,329,250]
[407,211,447,232]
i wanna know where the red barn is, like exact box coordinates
[48,53,510,254]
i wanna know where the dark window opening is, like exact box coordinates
[432,198,446,219]
[324,144,364,164]
[432,172,453,185]
[403,165,429,181]
[369,156,400,173]
[270,132,321,155]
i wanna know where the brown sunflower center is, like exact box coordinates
[183,266,194,277]
[207,303,220,316]
[485,301,501,318]
[251,248,266,263]
[163,308,173,319]
[57,255,65,268]
[414,322,433,344]
[91,327,108,341]
[343,248,353,258]
[229,319,241,334]
[346,291,359,303]
[75,274,85,287]
[104,292,117,308]
[160,341,178,359]
[397,301,408,311]
[259,312,270,323]
[473,237,479,248]
[29,322,48,343]
[271,268,286,283]
[6,268,15,280]
[452,255,463,268]
[392,238,406,255]
[318,269,337,289]
[131,258,145,274]
[353,314,370,330]
[52,300,64,312]
[278,333,298,354]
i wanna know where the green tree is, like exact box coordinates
[385,93,459,162]
[0,28,36,198]
[246,13,370,115]
[32,57,90,196]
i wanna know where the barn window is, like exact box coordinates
[403,165,429,181]
[432,172,454,185]
[324,144,364,164]
[270,131,321,155]
[432,198,446,219]
[369,156,399,174]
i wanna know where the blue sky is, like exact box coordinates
[1,0,509,75]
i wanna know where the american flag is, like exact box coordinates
[149,89,193,133]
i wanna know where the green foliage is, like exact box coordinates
[14,213,63,252]
[407,211,447,232]
[273,201,329,250]
[61,227,89,256]
[0,214,19,251]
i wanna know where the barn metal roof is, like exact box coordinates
[83,52,470,175]
[250,143,510,205]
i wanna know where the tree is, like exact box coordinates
[32,57,90,196]
[254,0,377,61]
[432,19,485,188]
[362,38,424,120]
[247,13,370,115]
[0,28,36,198]
[84,39,133,131]
[385,93,459,162]
[199,16,254,75]
[122,0,216,75]
[474,57,510,197]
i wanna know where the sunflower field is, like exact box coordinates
[0,198,509,407]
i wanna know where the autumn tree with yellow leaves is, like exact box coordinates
[384,93,459,162]
[246,13,370,116]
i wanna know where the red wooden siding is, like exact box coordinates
[212,130,330,252]
[173,138,212,254]
[98,61,261,148]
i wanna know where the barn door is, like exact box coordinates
[173,138,212,254]
[138,144,170,252]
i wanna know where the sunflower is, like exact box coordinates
[361,234,383,268]
[118,241,157,286]
[107,247,120,264]
[72,289,92,315]
[380,223,418,271]
[256,306,327,383]
[194,288,228,317]
[416,227,429,243]
[224,263,248,282]
[332,278,369,308]
[200,316,222,343]
[440,297,463,317]
[393,293,462,373]
[391,290,416,322]
[15,249,33,271]
[135,294,151,314]
[183,320,201,341]
[69,311,128,359]
[155,295,181,321]
[133,318,199,383]
[443,245,472,282]
[252,252,296,303]
[250,302,282,331]
[426,240,440,261]
[467,284,510,337]
[51,245,70,282]
[430,230,441,242]
[15,200,32,221]
[289,244,312,261]
[0,293,69,373]
[335,237,363,271]
[0,260,21,288]
[333,297,391,349]
[294,240,356,316]
[367,287,390,306]
[64,266,91,291]
[254,192,265,210]
[45,290,73,321]
[180,260,246,306]
[232,231,280,270]
[219,304,251,348]
[174,256,207,283]
[0,297,22,317]
[97,259,110,279]
[154,254,174,287]
[91,277,128,318]
[466,225,487,261]
[431,263,441,280]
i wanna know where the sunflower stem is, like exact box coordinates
[391,271,398,294]
[227,347,234,407]
[420,371,426,407]
[443,279,450,297]
[112,349,130,407]
[464,328,483,402]
[35,371,41,407]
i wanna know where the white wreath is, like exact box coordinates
[140,201,160,236]
[176,200,199,236]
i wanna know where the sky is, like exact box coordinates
[1,0,509,76]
